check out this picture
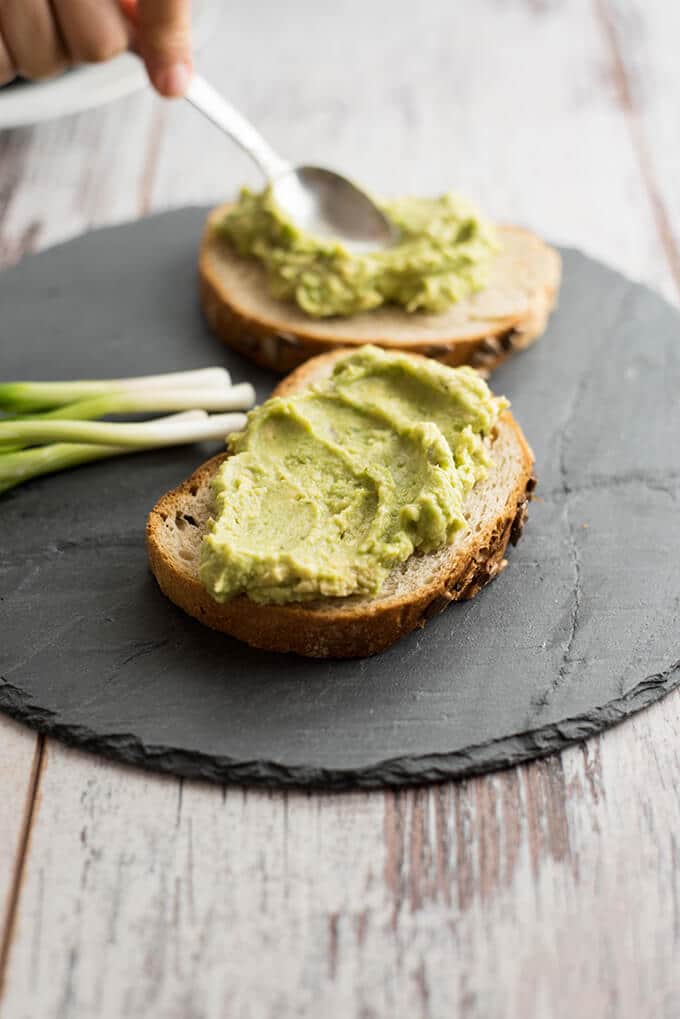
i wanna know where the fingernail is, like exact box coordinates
[155,62,192,97]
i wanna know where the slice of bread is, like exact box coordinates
[146,350,535,658]
[200,203,561,375]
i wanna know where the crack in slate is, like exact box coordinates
[0,532,143,569]
[557,498,582,694]
[0,616,86,679]
[533,282,647,715]
[535,366,592,713]
[540,471,680,503]
[531,497,583,715]
[534,472,679,713]
[555,279,634,486]
[52,534,142,553]
[71,640,172,714]
[119,639,170,669]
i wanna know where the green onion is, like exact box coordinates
[0,411,245,495]
[34,382,256,421]
[0,411,248,450]
[0,367,256,495]
[0,443,128,494]
[0,367,232,413]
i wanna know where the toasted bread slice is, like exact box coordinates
[199,203,561,375]
[147,350,535,658]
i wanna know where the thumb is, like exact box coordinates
[134,0,193,97]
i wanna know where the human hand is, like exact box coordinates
[0,0,192,97]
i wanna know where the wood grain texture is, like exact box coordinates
[0,91,158,257]
[597,0,680,293]
[1,0,680,1015]
[2,699,680,1019]
[0,726,41,994]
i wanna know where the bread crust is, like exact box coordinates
[146,350,536,658]
[199,204,561,374]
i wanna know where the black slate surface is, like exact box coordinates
[1,209,679,789]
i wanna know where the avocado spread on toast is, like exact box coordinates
[216,188,498,318]
[199,346,507,605]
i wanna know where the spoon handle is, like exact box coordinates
[185,75,290,181]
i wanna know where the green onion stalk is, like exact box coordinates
[0,411,247,495]
[0,368,256,495]
[0,367,232,413]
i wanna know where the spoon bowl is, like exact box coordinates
[272,166,397,251]
[184,76,396,252]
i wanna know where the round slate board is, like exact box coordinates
[1,210,679,789]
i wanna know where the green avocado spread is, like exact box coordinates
[199,346,507,606]
[217,188,498,318]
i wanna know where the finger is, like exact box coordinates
[52,0,129,65]
[0,0,67,79]
[0,33,16,86]
[135,0,192,97]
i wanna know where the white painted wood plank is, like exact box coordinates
[602,0,680,292]
[0,721,38,974]
[2,699,679,1019]
[0,90,158,261]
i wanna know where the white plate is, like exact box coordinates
[0,0,219,129]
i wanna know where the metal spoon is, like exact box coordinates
[185,75,396,251]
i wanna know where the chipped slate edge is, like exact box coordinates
[1,661,678,791]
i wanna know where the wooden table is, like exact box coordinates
[1,3,679,1015]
